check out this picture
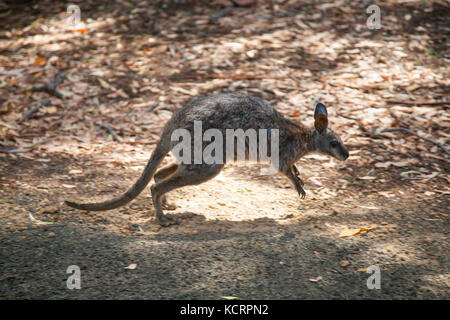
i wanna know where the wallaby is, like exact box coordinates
[65,93,349,226]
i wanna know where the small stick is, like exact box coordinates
[125,140,157,146]
[0,137,54,154]
[99,124,123,142]
[172,73,286,81]
[336,111,358,121]
[381,127,449,156]
[386,99,450,106]
[174,45,186,63]
[229,0,255,7]
[21,98,51,121]
[32,71,66,99]
[210,7,233,24]
[375,142,414,158]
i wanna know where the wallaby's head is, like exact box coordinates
[312,103,349,161]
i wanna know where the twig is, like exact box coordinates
[381,128,449,156]
[125,140,157,146]
[210,7,234,24]
[171,73,286,81]
[210,0,256,24]
[21,98,50,121]
[235,84,276,95]
[147,103,159,112]
[0,68,26,76]
[32,71,66,99]
[0,137,55,154]
[229,0,255,7]
[99,124,123,142]
[174,45,186,63]
[336,111,358,121]
[374,142,415,159]
[0,67,46,76]
[386,99,450,106]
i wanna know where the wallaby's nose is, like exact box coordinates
[343,149,349,160]
[342,148,350,161]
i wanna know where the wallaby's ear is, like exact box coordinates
[314,103,328,133]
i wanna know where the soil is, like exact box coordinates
[0,0,448,299]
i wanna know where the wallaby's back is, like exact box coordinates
[162,92,304,150]
[168,93,284,128]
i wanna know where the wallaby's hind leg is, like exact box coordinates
[151,163,224,226]
[281,165,306,199]
[154,163,178,210]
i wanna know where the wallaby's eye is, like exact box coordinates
[330,141,339,148]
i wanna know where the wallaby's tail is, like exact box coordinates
[65,142,168,211]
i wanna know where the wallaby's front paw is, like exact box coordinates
[157,215,179,227]
[298,188,306,199]
[298,178,305,187]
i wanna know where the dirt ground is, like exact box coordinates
[0,0,449,299]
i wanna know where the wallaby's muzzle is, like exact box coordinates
[340,147,349,161]
[333,141,349,161]
[330,147,349,161]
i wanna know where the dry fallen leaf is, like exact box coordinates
[340,260,350,267]
[357,176,376,180]
[34,58,46,65]
[406,84,420,92]
[42,106,58,114]
[309,276,323,282]
[183,230,199,235]
[221,296,242,300]
[339,227,373,238]
[374,162,392,168]
[38,206,58,214]
[28,213,56,225]
[291,110,300,117]
[309,177,323,186]
[392,161,414,167]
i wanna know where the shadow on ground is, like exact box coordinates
[0,220,445,299]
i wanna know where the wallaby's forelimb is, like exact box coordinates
[282,165,306,199]
[292,165,304,187]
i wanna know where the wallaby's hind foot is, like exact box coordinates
[154,163,179,211]
[151,163,224,226]
[162,202,177,211]
[157,214,179,227]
